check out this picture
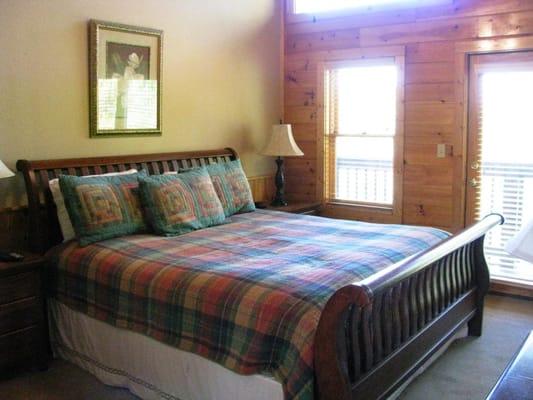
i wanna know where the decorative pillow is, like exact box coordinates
[59,171,147,246]
[49,169,137,242]
[138,168,225,236]
[205,160,255,217]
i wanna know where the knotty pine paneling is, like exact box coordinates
[286,28,361,54]
[404,63,455,84]
[283,0,533,231]
[405,42,455,63]
[290,123,318,142]
[405,83,455,103]
[247,175,276,204]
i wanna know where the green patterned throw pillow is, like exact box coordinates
[206,160,255,217]
[59,171,148,246]
[138,168,226,236]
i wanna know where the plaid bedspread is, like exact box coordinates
[49,210,449,400]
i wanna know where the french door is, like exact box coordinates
[466,51,533,285]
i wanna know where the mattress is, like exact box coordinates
[47,210,448,399]
[49,299,283,400]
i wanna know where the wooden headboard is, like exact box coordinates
[16,148,239,254]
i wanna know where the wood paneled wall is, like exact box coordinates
[283,0,533,231]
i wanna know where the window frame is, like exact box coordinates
[285,0,453,24]
[317,47,405,222]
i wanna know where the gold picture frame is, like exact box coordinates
[89,20,163,137]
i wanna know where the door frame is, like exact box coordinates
[465,51,533,226]
[454,36,533,231]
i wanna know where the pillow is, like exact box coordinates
[163,167,199,175]
[59,171,147,246]
[49,169,138,242]
[205,160,255,217]
[138,168,225,236]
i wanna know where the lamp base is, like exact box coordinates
[270,198,288,207]
[271,156,288,207]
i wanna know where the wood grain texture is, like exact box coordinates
[0,208,28,252]
[284,0,533,230]
[247,175,275,203]
[314,214,502,400]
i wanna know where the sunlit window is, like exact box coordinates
[294,0,413,14]
[324,59,399,206]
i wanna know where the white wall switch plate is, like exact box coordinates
[437,144,446,158]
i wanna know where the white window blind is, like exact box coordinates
[476,69,533,283]
[324,59,398,205]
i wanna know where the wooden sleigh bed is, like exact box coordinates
[17,147,503,400]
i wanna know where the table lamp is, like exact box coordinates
[0,160,14,179]
[506,219,533,263]
[262,124,304,206]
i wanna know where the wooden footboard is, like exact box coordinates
[314,214,504,400]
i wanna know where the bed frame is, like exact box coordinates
[17,148,503,400]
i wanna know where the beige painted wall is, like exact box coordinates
[0,0,281,208]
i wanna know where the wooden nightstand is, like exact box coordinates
[262,202,322,216]
[0,254,48,374]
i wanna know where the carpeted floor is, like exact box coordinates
[400,294,533,399]
[1,295,531,400]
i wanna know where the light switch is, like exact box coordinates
[437,144,446,158]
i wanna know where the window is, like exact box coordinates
[323,57,403,212]
[292,0,450,15]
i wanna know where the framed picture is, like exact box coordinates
[89,20,163,137]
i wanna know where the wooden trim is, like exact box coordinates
[490,279,533,300]
[326,201,393,212]
[290,45,405,61]
[395,54,406,223]
[464,55,482,227]
[316,60,326,204]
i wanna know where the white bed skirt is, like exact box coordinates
[48,299,284,400]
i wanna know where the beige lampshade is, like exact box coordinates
[262,124,304,157]
[0,160,14,179]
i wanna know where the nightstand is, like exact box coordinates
[0,254,48,374]
[263,201,322,216]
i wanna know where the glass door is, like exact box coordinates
[466,52,533,285]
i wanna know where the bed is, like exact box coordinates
[17,148,503,400]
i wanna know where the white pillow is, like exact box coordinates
[49,169,138,242]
